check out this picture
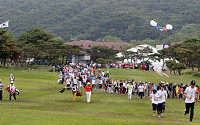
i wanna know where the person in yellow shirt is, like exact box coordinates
[175,85,180,99]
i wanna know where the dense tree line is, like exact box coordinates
[0,29,17,66]
[0,28,81,67]
[160,38,200,75]
[0,0,200,43]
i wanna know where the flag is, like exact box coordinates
[0,20,9,28]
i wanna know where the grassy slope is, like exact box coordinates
[0,68,200,125]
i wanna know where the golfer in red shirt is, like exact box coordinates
[85,82,92,103]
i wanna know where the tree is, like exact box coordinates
[104,36,123,42]
[18,28,51,45]
[17,28,52,66]
[120,45,133,63]
[165,60,176,74]
[171,63,186,75]
[90,46,116,61]
[157,49,168,70]
[0,29,17,67]
[96,58,106,65]
[5,29,15,41]
[59,44,81,64]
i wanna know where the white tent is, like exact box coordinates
[116,44,168,72]
[116,52,123,58]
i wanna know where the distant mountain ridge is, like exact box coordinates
[0,0,200,42]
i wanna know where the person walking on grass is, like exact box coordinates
[149,90,158,116]
[85,82,92,103]
[156,85,167,118]
[127,82,133,100]
[9,81,16,101]
[184,80,197,122]
[72,83,79,101]
[9,74,15,83]
[138,83,144,99]
[0,79,4,102]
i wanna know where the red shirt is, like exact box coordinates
[85,85,92,92]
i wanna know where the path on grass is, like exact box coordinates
[156,72,169,77]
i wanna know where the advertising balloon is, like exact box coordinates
[150,20,157,26]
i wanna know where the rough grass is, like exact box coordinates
[0,68,199,125]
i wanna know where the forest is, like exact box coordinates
[0,0,200,45]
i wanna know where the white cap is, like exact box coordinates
[11,81,13,83]
[87,82,90,85]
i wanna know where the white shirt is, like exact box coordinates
[102,72,105,76]
[73,79,77,84]
[114,81,117,86]
[92,80,96,85]
[156,90,167,103]
[10,76,14,83]
[123,82,126,87]
[10,84,16,92]
[66,79,71,85]
[150,93,158,104]
[184,86,197,103]
[100,80,103,84]
[138,85,144,92]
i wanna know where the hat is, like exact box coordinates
[11,81,13,83]
[191,80,196,85]
[0,79,1,81]
[87,82,90,85]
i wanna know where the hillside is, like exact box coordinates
[0,0,200,42]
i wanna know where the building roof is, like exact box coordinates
[66,41,134,51]
[170,42,183,46]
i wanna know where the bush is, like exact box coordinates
[184,71,200,77]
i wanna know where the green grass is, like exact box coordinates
[0,68,200,125]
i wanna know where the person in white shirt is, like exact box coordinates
[66,77,71,89]
[10,74,15,83]
[73,77,77,85]
[184,80,197,122]
[92,78,96,90]
[156,85,167,118]
[138,83,144,99]
[149,90,158,116]
[9,81,16,100]
[102,71,105,77]
[0,79,4,102]
[106,69,109,78]
[99,79,103,89]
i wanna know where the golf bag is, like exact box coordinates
[6,86,10,92]
[6,86,20,95]
[76,91,82,96]
[15,89,20,95]
[57,79,63,85]
[59,87,66,93]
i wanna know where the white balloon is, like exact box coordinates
[166,24,173,30]
[150,20,157,26]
